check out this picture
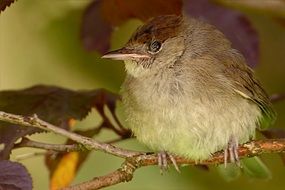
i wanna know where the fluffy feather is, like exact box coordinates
[119,15,275,161]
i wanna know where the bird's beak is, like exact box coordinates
[102,47,150,60]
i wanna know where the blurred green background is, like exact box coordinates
[1,0,285,190]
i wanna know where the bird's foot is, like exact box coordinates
[157,151,180,174]
[224,136,241,168]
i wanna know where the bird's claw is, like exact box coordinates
[157,151,180,174]
[224,136,241,168]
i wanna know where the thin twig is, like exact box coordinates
[14,137,83,152]
[105,136,134,144]
[102,120,129,137]
[15,137,132,152]
[14,151,47,161]
[270,93,285,103]
[108,108,128,132]
[97,103,131,137]
[0,111,140,158]
[64,139,285,190]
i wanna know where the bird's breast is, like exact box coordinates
[121,74,260,160]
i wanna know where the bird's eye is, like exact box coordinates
[148,41,161,53]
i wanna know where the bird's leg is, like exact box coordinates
[224,136,240,168]
[157,151,180,173]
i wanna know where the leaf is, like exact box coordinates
[260,128,285,139]
[81,0,182,53]
[183,0,259,67]
[274,18,285,27]
[217,164,241,181]
[0,0,15,13]
[241,157,272,179]
[82,0,258,66]
[49,152,79,190]
[100,0,182,26]
[81,0,113,53]
[0,85,120,160]
[216,0,285,19]
[0,160,33,190]
[217,157,271,180]
[45,128,101,188]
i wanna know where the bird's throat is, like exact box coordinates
[124,60,151,78]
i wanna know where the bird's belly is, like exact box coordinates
[124,96,261,161]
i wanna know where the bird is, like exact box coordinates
[102,15,276,172]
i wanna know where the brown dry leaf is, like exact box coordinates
[50,152,79,190]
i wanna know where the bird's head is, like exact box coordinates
[102,15,186,77]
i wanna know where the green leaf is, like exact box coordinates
[217,164,241,181]
[217,157,271,181]
[241,157,272,179]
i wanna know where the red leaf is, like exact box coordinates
[0,0,15,13]
[260,128,285,139]
[183,0,259,67]
[81,0,182,53]
[101,0,182,26]
[0,160,32,190]
[81,0,112,53]
[0,85,120,160]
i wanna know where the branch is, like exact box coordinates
[15,137,132,153]
[270,93,285,103]
[63,167,133,190]
[0,111,139,158]
[14,151,46,161]
[1,111,285,190]
[105,136,134,144]
[14,137,83,152]
[64,139,285,190]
